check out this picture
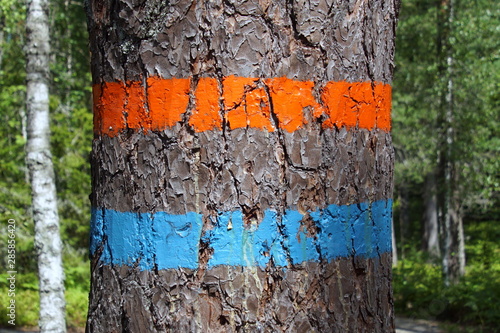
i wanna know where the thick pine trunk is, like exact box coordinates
[25,0,66,331]
[86,1,400,331]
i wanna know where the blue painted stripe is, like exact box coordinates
[90,200,392,270]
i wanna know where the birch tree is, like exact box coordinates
[25,0,66,331]
[86,1,400,331]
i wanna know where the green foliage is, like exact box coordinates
[0,244,90,327]
[393,0,440,183]
[0,0,29,225]
[393,0,500,209]
[49,0,93,251]
[64,247,91,293]
[450,0,500,210]
[65,288,89,329]
[394,221,500,331]
[394,250,445,318]
[0,266,90,328]
[64,246,91,329]
[0,281,40,327]
[393,0,499,326]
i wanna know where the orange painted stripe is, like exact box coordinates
[93,77,391,136]
[147,77,191,131]
[125,81,147,131]
[93,82,126,136]
[320,81,392,130]
[265,77,326,133]
[223,76,274,132]
[189,77,222,132]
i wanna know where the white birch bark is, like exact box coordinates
[26,0,66,331]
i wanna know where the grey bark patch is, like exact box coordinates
[86,254,394,332]
[91,128,393,214]
[86,0,398,83]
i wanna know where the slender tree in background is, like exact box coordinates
[392,0,443,263]
[422,171,440,259]
[436,0,465,285]
[86,1,400,331]
[0,8,4,66]
[25,0,66,331]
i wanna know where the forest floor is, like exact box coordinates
[396,316,444,333]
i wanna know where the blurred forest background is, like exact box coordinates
[0,0,498,331]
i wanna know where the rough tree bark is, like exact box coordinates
[86,1,400,332]
[25,0,66,331]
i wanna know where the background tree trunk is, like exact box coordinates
[422,171,440,259]
[392,216,398,266]
[398,182,410,260]
[437,0,465,285]
[0,8,4,67]
[25,0,66,331]
[86,1,400,331]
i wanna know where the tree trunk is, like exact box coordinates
[86,1,400,331]
[422,171,440,260]
[0,8,4,67]
[25,0,66,331]
[397,182,410,260]
[437,0,465,285]
[392,216,398,266]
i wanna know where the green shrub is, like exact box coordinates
[66,288,89,329]
[393,250,446,319]
[0,273,39,327]
[393,221,500,332]
[0,251,89,328]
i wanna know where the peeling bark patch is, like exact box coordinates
[86,0,399,84]
[90,128,394,215]
[92,77,392,136]
[90,199,392,270]
[86,254,395,332]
